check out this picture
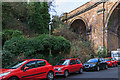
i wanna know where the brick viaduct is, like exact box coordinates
[61,0,120,54]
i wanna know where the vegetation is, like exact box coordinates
[52,17,95,63]
[97,46,107,58]
[67,37,95,63]
[2,34,71,67]
[2,2,95,67]
[53,16,77,41]
[2,2,30,29]
[28,2,50,34]
[2,30,24,46]
[2,2,50,35]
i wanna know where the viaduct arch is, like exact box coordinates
[61,0,120,53]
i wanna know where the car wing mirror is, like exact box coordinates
[24,67,29,71]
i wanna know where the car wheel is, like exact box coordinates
[78,68,83,74]
[64,70,69,78]
[47,71,54,80]
[105,64,108,69]
[112,63,114,67]
[96,66,100,71]
[8,77,19,80]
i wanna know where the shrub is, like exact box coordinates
[53,28,78,41]
[2,34,71,67]
[97,46,107,58]
[67,37,95,63]
[2,30,24,46]
[32,34,71,56]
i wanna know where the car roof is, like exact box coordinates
[61,58,78,60]
[90,58,99,59]
[105,57,112,59]
[22,59,46,61]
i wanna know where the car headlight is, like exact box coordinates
[91,64,96,67]
[0,72,11,77]
[58,68,62,71]
[92,64,96,66]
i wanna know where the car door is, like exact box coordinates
[76,59,82,71]
[112,58,117,66]
[69,59,77,72]
[100,58,106,69]
[35,60,48,79]
[102,58,107,67]
[99,58,104,69]
[20,61,38,80]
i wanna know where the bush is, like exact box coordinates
[2,34,71,67]
[97,46,107,58]
[53,28,78,41]
[67,37,95,63]
[2,30,24,46]
[33,34,71,56]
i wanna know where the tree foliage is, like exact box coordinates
[28,2,50,34]
[2,2,29,29]
[2,2,50,34]
[2,34,71,67]
[2,30,24,46]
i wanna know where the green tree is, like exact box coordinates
[2,2,50,35]
[2,30,24,46]
[29,2,50,34]
[2,2,30,29]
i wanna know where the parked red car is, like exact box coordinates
[0,59,55,80]
[54,58,83,77]
[105,57,118,67]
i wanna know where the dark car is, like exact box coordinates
[83,58,108,71]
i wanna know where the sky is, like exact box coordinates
[54,0,91,16]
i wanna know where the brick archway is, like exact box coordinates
[70,18,88,39]
[118,26,120,48]
[105,1,120,29]
[61,0,120,53]
[69,17,88,28]
[106,2,120,52]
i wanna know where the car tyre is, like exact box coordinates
[112,63,114,67]
[64,70,69,78]
[47,71,54,80]
[105,64,108,69]
[78,68,83,74]
[96,66,100,71]
[8,77,19,80]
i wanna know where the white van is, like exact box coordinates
[111,49,120,64]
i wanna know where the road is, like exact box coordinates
[54,66,120,80]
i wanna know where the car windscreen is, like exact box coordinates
[5,60,27,69]
[87,59,98,63]
[56,60,70,66]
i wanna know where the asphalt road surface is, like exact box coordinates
[54,66,120,80]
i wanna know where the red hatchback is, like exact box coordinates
[0,59,55,80]
[105,57,118,67]
[54,58,83,77]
